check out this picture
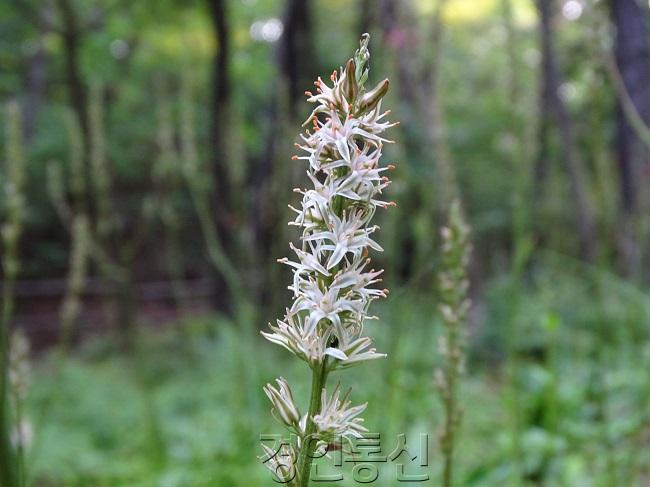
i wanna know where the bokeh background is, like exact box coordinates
[1,0,650,485]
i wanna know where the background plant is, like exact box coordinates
[435,199,471,487]
[1,102,26,487]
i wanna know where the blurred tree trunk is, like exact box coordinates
[379,0,421,154]
[23,33,47,142]
[206,0,235,311]
[422,0,456,210]
[56,0,91,216]
[535,0,597,261]
[249,0,315,313]
[610,0,650,215]
[56,0,88,138]
[609,0,650,277]
[409,0,455,281]
[15,2,57,141]
[278,0,314,118]
[534,0,553,212]
[378,0,423,281]
[501,0,534,273]
[206,0,231,225]
[358,0,376,37]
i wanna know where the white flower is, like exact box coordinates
[292,278,364,334]
[263,378,302,431]
[332,335,387,369]
[313,384,368,442]
[262,311,327,366]
[260,442,298,484]
[304,210,382,270]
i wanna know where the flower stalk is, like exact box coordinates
[261,35,395,487]
[1,102,27,487]
[435,200,471,487]
[8,329,31,486]
[296,361,329,484]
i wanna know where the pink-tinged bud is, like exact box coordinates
[342,58,358,103]
[358,78,389,113]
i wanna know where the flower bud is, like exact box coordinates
[264,378,302,428]
[342,59,358,103]
[357,78,389,113]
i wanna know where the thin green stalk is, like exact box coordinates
[296,362,329,487]
[8,330,29,487]
[58,214,90,353]
[1,101,26,487]
[178,72,247,309]
[14,397,25,486]
[441,339,459,487]
[89,80,112,239]
[152,79,190,317]
[504,301,524,486]
[0,281,17,487]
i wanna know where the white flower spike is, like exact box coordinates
[261,34,396,487]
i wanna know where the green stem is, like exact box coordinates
[296,362,328,487]
[441,335,459,487]
[0,282,18,487]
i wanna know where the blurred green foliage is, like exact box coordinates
[27,264,650,485]
[2,0,650,485]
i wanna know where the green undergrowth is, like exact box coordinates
[25,265,650,486]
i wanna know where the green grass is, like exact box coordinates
[24,268,650,486]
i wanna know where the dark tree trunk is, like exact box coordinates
[422,0,457,210]
[277,0,314,118]
[206,0,234,311]
[56,0,88,138]
[248,98,280,312]
[534,0,553,203]
[248,0,315,312]
[206,0,231,220]
[55,0,96,226]
[377,0,422,281]
[610,0,650,215]
[535,0,597,261]
[609,0,650,277]
[358,0,376,38]
[206,0,232,219]
[22,34,47,142]
[379,0,424,162]
[379,0,420,111]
